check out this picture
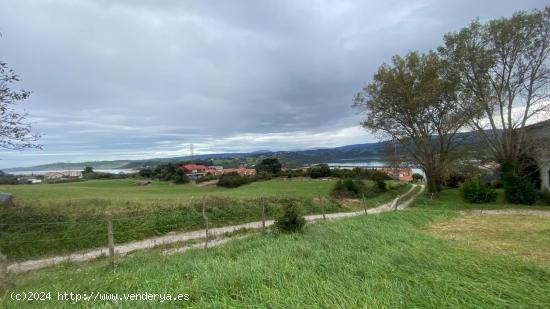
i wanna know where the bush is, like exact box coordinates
[375,180,387,192]
[460,178,497,203]
[274,201,306,233]
[539,189,550,206]
[412,173,424,182]
[331,179,365,198]
[173,169,190,184]
[308,164,331,178]
[504,175,537,205]
[444,172,466,188]
[217,172,255,188]
[196,173,218,183]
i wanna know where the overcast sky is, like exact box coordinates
[0,0,547,168]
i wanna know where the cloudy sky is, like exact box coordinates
[0,0,546,168]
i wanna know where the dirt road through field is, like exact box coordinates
[8,184,423,273]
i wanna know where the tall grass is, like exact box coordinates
[1,209,548,308]
[0,182,409,261]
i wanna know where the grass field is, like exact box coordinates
[1,199,549,308]
[0,178,410,261]
[425,215,550,268]
[0,178,339,212]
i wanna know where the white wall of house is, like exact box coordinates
[541,162,550,190]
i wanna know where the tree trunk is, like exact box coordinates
[425,169,442,194]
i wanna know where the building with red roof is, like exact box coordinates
[180,164,207,179]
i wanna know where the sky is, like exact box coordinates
[0,0,547,168]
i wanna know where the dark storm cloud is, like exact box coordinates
[0,0,546,167]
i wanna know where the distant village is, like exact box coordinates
[11,164,415,184]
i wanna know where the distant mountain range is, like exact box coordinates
[4,130,491,172]
[4,140,391,172]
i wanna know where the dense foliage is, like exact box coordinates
[412,173,424,182]
[460,178,497,203]
[308,164,331,178]
[539,189,550,206]
[330,167,392,181]
[139,163,189,184]
[217,172,256,188]
[504,175,537,205]
[274,201,306,233]
[331,179,366,198]
[255,158,282,175]
[0,170,19,184]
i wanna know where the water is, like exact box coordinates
[325,162,424,176]
[9,169,138,175]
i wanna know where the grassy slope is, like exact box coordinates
[2,208,549,308]
[0,179,410,260]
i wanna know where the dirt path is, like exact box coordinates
[8,185,422,273]
[463,209,550,217]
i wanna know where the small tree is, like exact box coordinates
[275,201,306,233]
[255,157,282,175]
[173,169,190,184]
[309,164,331,178]
[83,166,94,174]
[504,174,537,205]
[461,178,497,203]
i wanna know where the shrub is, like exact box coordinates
[460,178,497,203]
[331,179,365,198]
[308,164,331,178]
[412,173,424,182]
[504,175,537,205]
[539,189,550,206]
[217,172,255,188]
[274,201,306,233]
[444,172,466,188]
[173,169,190,184]
[375,180,387,193]
[195,173,218,183]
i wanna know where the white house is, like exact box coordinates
[526,119,550,190]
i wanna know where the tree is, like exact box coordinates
[0,59,41,150]
[83,166,94,174]
[173,169,190,184]
[439,7,550,170]
[255,157,282,175]
[308,164,331,178]
[353,51,474,193]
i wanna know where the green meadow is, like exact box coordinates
[0,179,410,260]
[1,191,549,308]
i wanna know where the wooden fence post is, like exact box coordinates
[261,198,266,231]
[394,197,399,211]
[106,212,115,269]
[0,250,7,288]
[202,199,209,249]
[362,194,368,215]
[320,196,326,220]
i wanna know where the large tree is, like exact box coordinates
[439,7,550,169]
[0,59,41,150]
[353,51,474,193]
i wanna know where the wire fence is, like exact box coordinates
[0,184,415,284]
